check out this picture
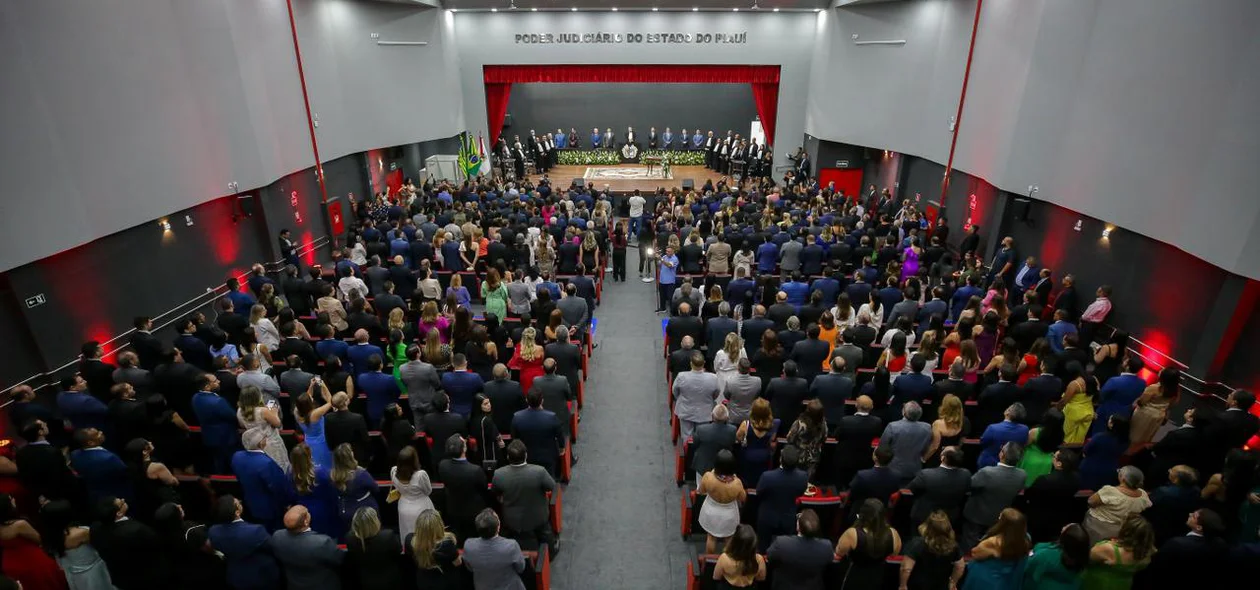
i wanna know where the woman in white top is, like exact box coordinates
[417,266,443,301]
[391,446,434,541]
[712,333,747,396]
[249,304,281,352]
[349,237,368,266]
[1082,465,1152,543]
[337,267,369,302]
[237,386,290,472]
[831,292,859,330]
[880,317,917,349]
[857,290,884,332]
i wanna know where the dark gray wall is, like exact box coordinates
[505,83,757,146]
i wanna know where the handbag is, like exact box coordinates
[386,488,401,503]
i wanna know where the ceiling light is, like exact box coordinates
[652,7,658,10]
[733,7,740,11]
[692,7,699,11]
[773,7,780,11]
[491,7,497,11]
[572,6,578,10]
[814,8,822,12]
[611,6,618,10]
[449,8,457,12]
[531,6,538,10]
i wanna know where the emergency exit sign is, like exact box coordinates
[24,293,46,309]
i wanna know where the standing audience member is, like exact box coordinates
[1082,465,1152,543]
[697,450,747,554]
[755,446,809,552]
[766,509,834,590]
[673,352,719,440]
[833,498,901,590]
[962,508,1030,590]
[270,506,346,590]
[1022,522,1090,589]
[208,495,280,590]
[962,443,1027,551]
[346,507,403,590]
[231,427,294,532]
[92,496,173,590]
[462,509,526,590]
[492,440,557,554]
[899,511,966,590]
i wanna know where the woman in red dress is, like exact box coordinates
[0,493,68,590]
[509,327,546,394]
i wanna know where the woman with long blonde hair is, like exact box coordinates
[347,506,404,588]
[417,300,450,343]
[387,307,411,341]
[249,303,281,351]
[900,511,966,590]
[509,326,545,393]
[411,509,464,586]
[422,327,452,370]
[713,332,746,396]
[924,394,966,462]
[289,442,341,538]
[331,443,379,528]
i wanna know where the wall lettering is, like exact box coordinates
[514,32,747,45]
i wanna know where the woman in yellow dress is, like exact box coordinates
[1059,360,1097,444]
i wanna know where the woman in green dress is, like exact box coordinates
[1020,409,1066,486]
[1081,515,1155,590]
[481,268,510,321]
[1024,523,1090,590]
[386,328,409,392]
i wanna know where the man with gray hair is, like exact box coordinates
[671,281,703,315]
[843,309,878,351]
[231,426,294,531]
[962,442,1027,551]
[236,354,281,404]
[544,325,582,396]
[878,401,934,483]
[669,335,697,379]
[672,351,719,439]
[977,403,1030,469]
[691,404,737,482]
[557,283,589,334]
[400,344,442,419]
[722,358,762,424]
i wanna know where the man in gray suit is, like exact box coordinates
[492,440,557,554]
[907,446,972,528]
[722,358,762,425]
[831,330,865,382]
[236,355,281,404]
[671,281,704,316]
[778,233,804,278]
[363,255,390,296]
[270,505,345,590]
[962,442,1027,551]
[886,288,921,328]
[278,355,315,395]
[111,352,153,395]
[556,283,589,333]
[878,401,934,483]
[463,508,527,590]
[692,405,737,481]
[529,359,574,440]
[399,344,442,418]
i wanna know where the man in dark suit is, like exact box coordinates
[485,364,526,435]
[544,327,583,397]
[270,506,345,590]
[765,509,836,590]
[492,440,557,553]
[192,373,240,474]
[788,325,830,382]
[1011,256,1040,300]
[740,305,776,358]
[765,361,809,436]
[174,316,214,372]
[1054,274,1080,320]
[756,446,810,551]
[705,303,739,363]
[232,428,296,531]
[1021,359,1062,425]
[1205,389,1259,474]
[215,299,251,346]
[208,495,281,590]
[1148,408,1206,485]
[842,312,879,363]
[129,316,164,370]
[691,405,737,481]
[835,395,884,487]
[438,435,488,542]
[767,291,796,330]
[422,394,467,457]
[847,445,901,519]
[666,302,705,353]
[280,265,311,317]
[274,322,319,372]
[358,355,401,426]
[77,341,117,401]
[669,336,699,378]
[976,365,1024,432]
[509,388,564,476]
[16,419,85,505]
[889,356,935,413]
[527,363,574,455]
[92,496,173,590]
[962,442,1027,550]
[1011,305,1049,354]
[907,446,972,528]
[111,351,153,397]
[387,257,416,301]
[811,357,855,432]
[314,325,350,370]
[1024,448,1083,541]
[1147,509,1229,588]
[917,287,949,329]
[345,298,383,342]
[324,392,371,466]
[107,383,147,453]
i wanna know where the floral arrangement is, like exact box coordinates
[558,150,621,166]
[641,150,705,166]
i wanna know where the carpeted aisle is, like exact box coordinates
[550,246,693,589]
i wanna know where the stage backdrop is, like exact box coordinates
[505,83,757,149]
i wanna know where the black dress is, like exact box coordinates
[348,530,405,590]
[840,528,896,590]
[406,535,471,590]
[902,536,962,590]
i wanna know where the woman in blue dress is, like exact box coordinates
[735,399,779,488]
[289,443,343,540]
[1079,416,1130,491]
[294,378,334,471]
[331,443,380,529]
[963,508,1030,590]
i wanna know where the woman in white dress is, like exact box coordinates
[697,450,746,554]
[237,386,290,473]
[390,446,434,541]
[713,333,747,396]
[38,500,115,590]
[249,304,281,352]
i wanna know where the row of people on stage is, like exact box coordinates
[702,133,774,180]
[495,134,558,179]
[505,127,771,153]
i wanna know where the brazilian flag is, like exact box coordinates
[458,132,481,180]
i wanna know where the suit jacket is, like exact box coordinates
[422,412,467,455]
[16,442,82,502]
[58,391,110,432]
[493,462,556,531]
[556,296,589,334]
[1208,408,1260,456]
[1023,469,1082,540]
[810,373,855,427]
[79,359,117,400]
[977,420,1029,468]
[325,410,371,465]
[705,317,739,359]
[890,373,934,409]
[108,398,148,451]
[666,315,705,351]
[755,467,810,532]
[766,535,835,590]
[94,518,173,590]
[440,370,485,418]
[765,377,809,435]
[544,341,583,394]
[231,450,294,526]
[669,348,696,378]
[1021,375,1062,425]
[1150,534,1229,587]
[835,413,883,472]
[346,343,385,377]
[976,382,1023,432]
[530,374,573,430]
[741,318,776,358]
[437,457,488,524]
[209,520,281,590]
[358,371,400,425]
[512,408,565,473]
[963,465,1026,526]
[1011,319,1049,353]
[767,303,796,331]
[275,337,319,372]
[908,466,972,524]
[691,422,737,475]
[112,366,154,395]
[485,378,527,435]
[193,391,240,450]
[1150,424,1205,477]
[848,466,901,512]
[789,339,830,381]
[129,331,165,370]
[270,529,346,590]
[176,333,214,372]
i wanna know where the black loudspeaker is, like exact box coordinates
[572,178,585,188]
[236,194,255,218]
[682,178,695,191]
[1013,197,1033,222]
[503,113,514,128]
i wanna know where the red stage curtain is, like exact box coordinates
[750,83,779,148]
[484,82,512,146]
[483,64,780,84]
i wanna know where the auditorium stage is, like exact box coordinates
[526,165,722,192]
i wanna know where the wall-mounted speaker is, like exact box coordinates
[1013,197,1033,224]
[503,113,514,128]
[236,194,255,218]
[682,178,695,191]
[572,178,585,188]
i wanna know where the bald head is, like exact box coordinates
[283,505,310,531]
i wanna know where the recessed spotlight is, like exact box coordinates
[491,7,497,11]
[692,7,698,11]
[611,6,618,10]
[652,7,658,11]
[772,7,780,11]
[572,6,578,10]
[733,7,739,11]
[531,7,538,10]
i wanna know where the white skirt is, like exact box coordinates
[699,497,740,539]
